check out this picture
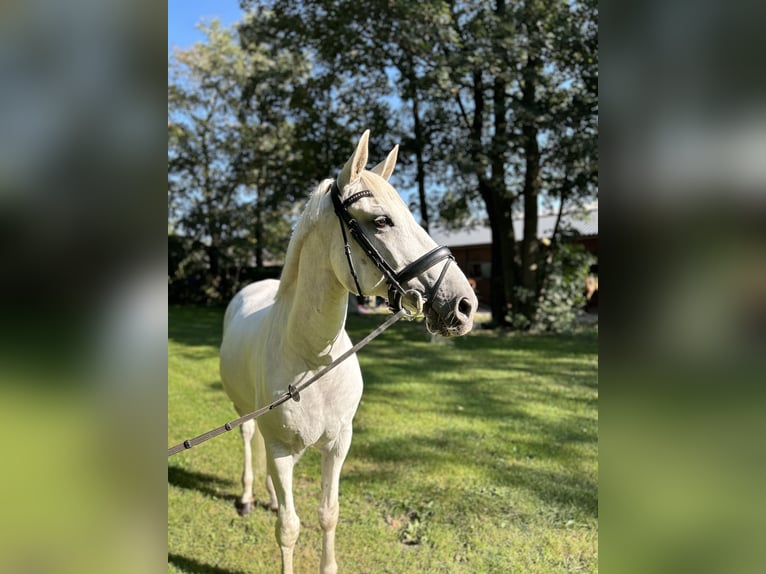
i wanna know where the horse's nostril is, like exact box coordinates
[457,297,473,318]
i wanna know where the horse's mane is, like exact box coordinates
[276,179,334,298]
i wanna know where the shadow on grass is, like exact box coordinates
[347,425,597,518]
[168,305,225,349]
[168,466,237,503]
[347,314,596,377]
[343,314,598,518]
[168,553,248,574]
[499,463,598,516]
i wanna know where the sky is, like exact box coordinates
[168,0,245,52]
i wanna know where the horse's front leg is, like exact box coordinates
[253,421,279,512]
[238,419,256,515]
[318,428,352,574]
[267,448,301,574]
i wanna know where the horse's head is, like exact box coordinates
[329,130,477,337]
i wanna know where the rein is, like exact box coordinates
[168,307,408,457]
[168,180,455,458]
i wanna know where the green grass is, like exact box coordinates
[168,306,598,573]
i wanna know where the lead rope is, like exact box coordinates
[167,308,408,457]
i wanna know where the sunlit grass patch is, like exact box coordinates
[168,306,598,573]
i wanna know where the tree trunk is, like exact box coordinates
[517,52,542,323]
[480,181,510,325]
[466,62,517,327]
[491,36,514,325]
[207,234,222,299]
[469,68,508,326]
[411,92,429,232]
[254,187,264,269]
[536,172,571,301]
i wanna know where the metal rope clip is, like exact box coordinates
[400,289,424,319]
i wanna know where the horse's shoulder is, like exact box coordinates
[236,279,280,305]
[224,279,280,332]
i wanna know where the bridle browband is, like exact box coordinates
[331,181,454,315]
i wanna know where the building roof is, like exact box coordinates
[429,206,598,247]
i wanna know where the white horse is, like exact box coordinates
[219,131,477,574]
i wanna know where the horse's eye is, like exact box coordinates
[374,216,392,229]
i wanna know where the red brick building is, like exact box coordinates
[429,205,598,306]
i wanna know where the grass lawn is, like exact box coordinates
[168,306,598,573]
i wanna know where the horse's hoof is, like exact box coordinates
[237,501,254,516]
[258,501,279,514]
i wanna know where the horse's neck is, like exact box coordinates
[277,229,348,367]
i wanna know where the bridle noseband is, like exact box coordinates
[331,181,454,315]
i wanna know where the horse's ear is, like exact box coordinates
[371,144,399,181]
[338,130,370,188]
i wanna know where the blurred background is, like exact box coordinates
[0,0,166,572]
[0,0,764,572]
[602,0,766,573]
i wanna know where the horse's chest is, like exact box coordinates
[252,347,362,452]
[260,401,326,451]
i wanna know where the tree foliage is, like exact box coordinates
[168,19,307,302]
[238,0,598,328]
[168,4,598,327]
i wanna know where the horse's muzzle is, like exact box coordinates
[426,293,477,337]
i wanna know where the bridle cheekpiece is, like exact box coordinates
[331,181,454,316]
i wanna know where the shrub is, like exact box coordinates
[534,243,595,332]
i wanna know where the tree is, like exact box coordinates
[168,19,308,302]
[431,0,598,326]
[240,1,448,231]
[237,0,598,327]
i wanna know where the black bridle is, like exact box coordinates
[331,181,454,315]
